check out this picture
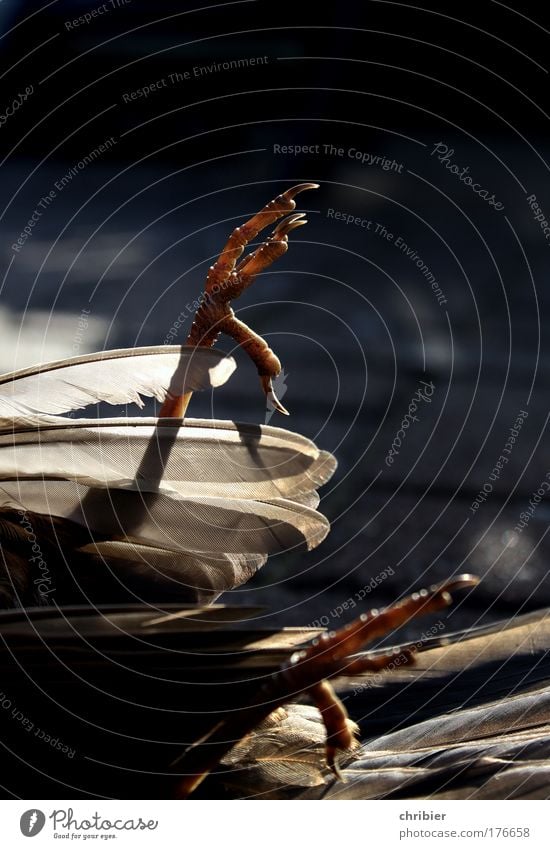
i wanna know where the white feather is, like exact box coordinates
[0,346,236,429]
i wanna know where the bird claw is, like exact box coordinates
[173,574,479,796]
[273,211,308,237]
[261,374,289,416]
[161,184,319,418]
[281,574,479,770]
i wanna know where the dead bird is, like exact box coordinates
[0,185,545,799]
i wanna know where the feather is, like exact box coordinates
[3,601,550,799]
[0,480,330,554]
[298,687,550,800]
[0,497,269,606]
[220,705,358,797]
[294,608,550,800]
[0,345,236,428]
[0,602,315,642]
[79,539,267,603]
[0,418,336,500]
[0,411,335,607]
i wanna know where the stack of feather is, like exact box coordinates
[0,345,549,799]
[0,345,334,607]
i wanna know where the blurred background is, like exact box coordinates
[1,0,550,637]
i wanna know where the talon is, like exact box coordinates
[273,212,308,237]
[282,182,320,199]
[430,573,479,593]
[261,374,289,415]
[327,749,346,781]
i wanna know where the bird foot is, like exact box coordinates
[174,574,479,796]
[279,574,479,776]
[160,183,318,418]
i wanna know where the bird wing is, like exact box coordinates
[3,602,550,799]
[0,347,336,604]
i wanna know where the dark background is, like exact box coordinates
[1,0,550,638]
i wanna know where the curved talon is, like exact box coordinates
[433,573,479,593]
[261,374,290,416]
[273,212,308,237]
[284,181,320,196]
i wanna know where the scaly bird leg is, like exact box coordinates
[173,574,479,797]
[159,184,318,418]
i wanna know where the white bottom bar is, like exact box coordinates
[1,799,549,847]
